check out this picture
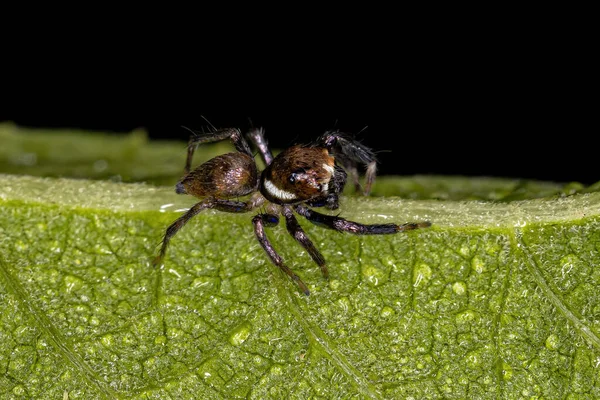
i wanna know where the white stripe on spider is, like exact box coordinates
[264,179,297,201]
[322,163,334,175]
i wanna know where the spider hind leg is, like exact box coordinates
[153,198,260,267]
[184,127,253,174]
[246,127,274,166]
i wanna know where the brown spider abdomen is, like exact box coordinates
[177,152,258,198]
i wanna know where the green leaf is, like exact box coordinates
[0,122,232,187]
[1,125,599,399]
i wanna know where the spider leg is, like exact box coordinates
[295,204,432,235]
[252,213,310,296]
[317,130,378,196]
[344,161,362,194]
[153,197,262,266]
[184,127,253,174]
[246,127,274,166]
[281,206,328,279]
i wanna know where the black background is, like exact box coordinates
[4,88,595,185]
[2,19,596,185]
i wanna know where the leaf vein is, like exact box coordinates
[492,237,513,399]
[0,258,119,399]
[275,274,383,400]
[513,229,600,350]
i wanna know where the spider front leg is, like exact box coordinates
[317,130,378,196]
[184,127,253,174]
[295,204,432,234]
[252,213,310,295]
[153,198,262,266]
[281,206,328,279]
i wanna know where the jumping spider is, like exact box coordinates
[153,127,431,295]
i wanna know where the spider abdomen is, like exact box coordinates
[177,152,258,198]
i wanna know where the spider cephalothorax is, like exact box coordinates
[153,127,431,295]
[261,146,335,204]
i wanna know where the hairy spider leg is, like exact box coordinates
[281,206,328,279]
[317,130,378,196]
[246,127,274,166]
[252,213,311,296]
[184,128,254,174]
[345,162,362,194]
[153,198,261,266]
[295,205,432,234]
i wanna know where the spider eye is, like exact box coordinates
[289,168,306,184]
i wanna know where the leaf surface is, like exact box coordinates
[0,125,599,399]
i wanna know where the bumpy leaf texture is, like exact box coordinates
[0,124,599,399]
[2,175,600,399]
